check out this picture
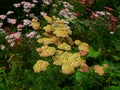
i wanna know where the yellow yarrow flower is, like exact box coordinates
[74,40,82,46]
[33,60,49,73]
[57,42,71,51]
[31,18,40,30]
[37,37,58,45]
[43,25,53,32]
[44,16,52,23]
[53,52,85,74]
[61,64,74,74]
[53,27,70,37]
[38,46,56,57]
[78,43,89,52]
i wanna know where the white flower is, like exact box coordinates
[110,31,114,34]
[0,44,5,50]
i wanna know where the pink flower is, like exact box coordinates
[40,12,47,16]
[42,0,52,5]
[23,19,31,26]
[6,11,14,15]
[32,0,38,3]
[0,15,7,20]
[23,9,31,13]
[7,18,17,24]
[13,3,21,8]
[13,32,21,39]
[17,24,24,31]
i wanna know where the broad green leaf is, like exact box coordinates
[87,47,101,59]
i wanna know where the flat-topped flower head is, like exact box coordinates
[33,60,49,73]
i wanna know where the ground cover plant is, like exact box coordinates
[0,0,120,90]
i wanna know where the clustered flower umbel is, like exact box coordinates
[33,16,91,74]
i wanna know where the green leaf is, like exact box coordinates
[112,55,120,61]
[75,71,83,81]
[104,86,120,90]
[87,47,101,59]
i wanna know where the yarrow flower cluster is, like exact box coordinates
[33,60,50,73]
[34,16,90,74]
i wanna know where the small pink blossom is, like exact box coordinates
[13,32,21,39]
[17,24,24,31]
[23,9,31,13]
[42,0,52,5]
[6,11,14,15]
[10,42,15,47]
[7,18,17,24]
[40,12,47,16]
[32,0,38,3]
[13,3,21,8]
[0,15,7,20]
[23,19,31,26]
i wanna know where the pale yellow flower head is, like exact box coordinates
[38,46,56,57]
[74,40,82,46]
[57,42,71,51]
[53,51,85,74]
[78,42,89,52]
[61,64,74,74]
[37,37,58,45]
[33,60,49,73]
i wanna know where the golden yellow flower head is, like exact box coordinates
[53,27,71,38]
[57,42,71,51]
[31,18,40,30]
[33,60,49,73]
[43,25,53,32]
[38,46,56,57]
[44,16,52,23]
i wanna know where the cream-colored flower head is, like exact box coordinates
[78,42,89,52]
[37,37,58,45]
[31,18,40,30]
[38,46,56,57]
[74,40,82,46]
[61,64,74,74]
[33,60,49,73]
[44,15,52,23]
[53,52,84,74]
[57,42,71,51]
